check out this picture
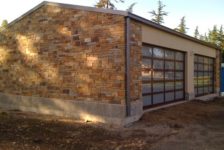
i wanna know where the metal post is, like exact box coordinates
[125,17,131,116]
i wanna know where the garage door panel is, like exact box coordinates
[143,95,152,106]
[194,55,215,97]
[142,45,185,108]
[153,93,164,104]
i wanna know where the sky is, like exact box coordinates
[0,0,223,36]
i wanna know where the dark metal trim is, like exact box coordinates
[125,17,131,116]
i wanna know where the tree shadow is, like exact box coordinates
[0,4,128,121]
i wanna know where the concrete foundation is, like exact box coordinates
[194,93,219,101]
[0,92,142,126]
[0,92,219,125]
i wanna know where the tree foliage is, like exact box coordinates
[95,0,124,9]
[127,2,137,13]
[1,20,8,29]
[149,0,168,24]
[175,16,188,34]
[194,26,199,39]
[200,25,224,61]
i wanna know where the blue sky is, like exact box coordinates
[0,0,223,36]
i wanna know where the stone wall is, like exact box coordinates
[129,20,142,101]
[215,49,221,93]
[0,4,126,104]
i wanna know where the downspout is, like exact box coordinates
[219,49,222,96]
[125,16,131,116]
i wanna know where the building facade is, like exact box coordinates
[0,2,221,125]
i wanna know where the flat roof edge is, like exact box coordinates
[128,13,219,50]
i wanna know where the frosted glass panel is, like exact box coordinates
[176,62,184,70]
[142,59,152,68]
[153,48,164,58]
[143,95,152,106]
[153,60,164,69]
[165,92,175,102]
[142,83,151,94]
[165,82,174,91]
[175,91,184,99]
[175,81,183,89]
[194,63,198,71]
[175,72,183,80]
[153,71,164,80]
[165,61,174,69]
[204,65,209,71]
[204,57,209,64]
[165,72,174,80]
[198,56,204,63]
[142,70,151,81]
[142,46,153,57]
[153,94,164,104]
[198,64,203,71]
[208,58,214,64]
[165,50,175,59]
[176,52,184,60]
[153,83,164,92]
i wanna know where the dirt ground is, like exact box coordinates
[0,98,224,150]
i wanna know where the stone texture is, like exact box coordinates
[129,20,142,101]
[0,5,126,104]
[215,49,221,93]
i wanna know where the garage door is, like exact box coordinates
[194,55,214,96]
[142,45,185,109]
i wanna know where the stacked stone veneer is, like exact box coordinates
[0,5,126,104]
[215,49,221,92]
[129,20,142,102]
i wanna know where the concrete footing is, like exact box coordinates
[0,92,219,126]
[0,92,143,126]
[194,94,219,101]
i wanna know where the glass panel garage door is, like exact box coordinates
[194,55,214,96]
[142,45,185,109]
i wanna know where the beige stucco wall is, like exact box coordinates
[141,24,218,100]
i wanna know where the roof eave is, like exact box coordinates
[127,12,218,50]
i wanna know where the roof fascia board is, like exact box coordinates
[3,1,128,32]
[3,1,47,30]
[45,1,128,16]
[128,13,218,50]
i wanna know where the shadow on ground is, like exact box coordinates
[0,98,224,150]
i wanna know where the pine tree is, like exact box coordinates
[217,25,224,47]
[194,26,199,39]
[1,20,8,29]
[175,16,188,34]
[149,0,168,24]
[127,2,137,13]
[95,0,124,9]
[208,25,219,45]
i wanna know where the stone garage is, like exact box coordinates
[0,1,221,125]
